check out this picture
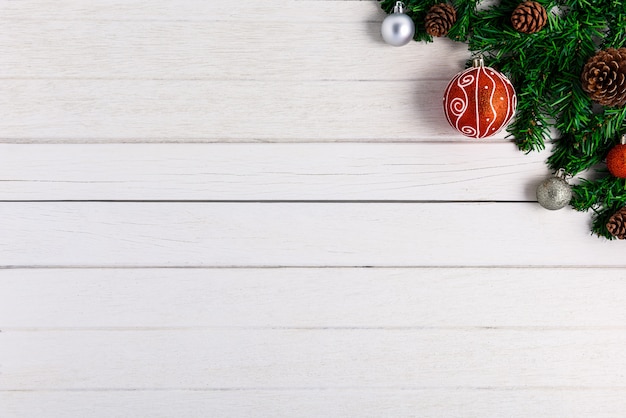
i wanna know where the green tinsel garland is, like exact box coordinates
[380,0,626,239]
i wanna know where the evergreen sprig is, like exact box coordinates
[572,176,626,238]
[380,0,626,238]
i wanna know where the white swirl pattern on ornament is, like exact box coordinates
[458,74,475,88]
[461,125,478,137]
[450,97,467,116]
[484,69,498,135]
[450,75,471,117]
[490,68,516,136]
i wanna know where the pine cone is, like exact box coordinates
[511,1,548,34]
[607,206,626,239]
[425,4,457,37]
[581,48,626,108]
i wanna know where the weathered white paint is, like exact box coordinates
[0,20,467,81]
[2,79,501,142]
[0,0,620,416]
[0,143,548,201]
[0,1,477,142]
[1,202,623,267]
[3,328,625,389]
[0,0,389,22]
[2,268,625,328]
[4,390,626,418]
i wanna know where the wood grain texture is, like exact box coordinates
[5,389,626,418]
[1,202,623,267]
[0,0,385,22]
[0,143,548,201]
[2,268,625,329]
[0,20,467,81]
[1,79,502,142]
[2,328,625,389]
[2,0,620,416]
[0,0,478,142]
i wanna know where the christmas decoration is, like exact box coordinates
[425,4,457,37]
[381,1,415,46]
[536,170,572,210]
[581,48,626,108]
[511,1,548,34]
[443,56,516,138]
[606,135,626,178]
[606,206,626,239]
[380,0,626,239]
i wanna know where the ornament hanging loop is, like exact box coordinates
[393,1,405,14]
[472,55,485,68]
[555,168,569,180]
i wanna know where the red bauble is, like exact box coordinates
[607,143,626,178]
[443,58,517,138]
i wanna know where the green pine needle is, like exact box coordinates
[380,0,626,239]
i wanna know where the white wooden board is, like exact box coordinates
[2,79,504,142]
[0,143,548,201]
[0,0,482,142]
[4,389,626,418]
[1,202,623,267]
[0,20,467,81]
[3,328,625,389]
[2,268,625,328]
[0,0,388,22]
[3,267,626,417]
[1,0,623,416]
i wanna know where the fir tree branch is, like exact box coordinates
[572,177,626,238]
[379,0,626,238]
[447,0,478,42]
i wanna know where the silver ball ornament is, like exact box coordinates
[536,175,572,210]
[381,2,415,47]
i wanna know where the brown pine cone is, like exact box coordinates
[511,1,548,34]
[607,206,626,239]
[581,48,626,108]
[425,4,457,37]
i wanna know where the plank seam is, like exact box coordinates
[2,326,626,332]
[1,265,623,269]
[3,386,626,393]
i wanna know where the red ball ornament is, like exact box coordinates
[607,136,626,178]
[443,57,517,138]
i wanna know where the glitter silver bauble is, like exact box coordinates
[381,2,415,47]
[536,175,572,210]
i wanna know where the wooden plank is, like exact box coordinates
[0,143,548,201]
[3,389,626,418]
[0,0,487,143]
[0,202,623,267]
[0,79,499,142]
[0,20,467,81]
[0,0,385,23]
[2,329,625,389]
[2,268,625,329]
